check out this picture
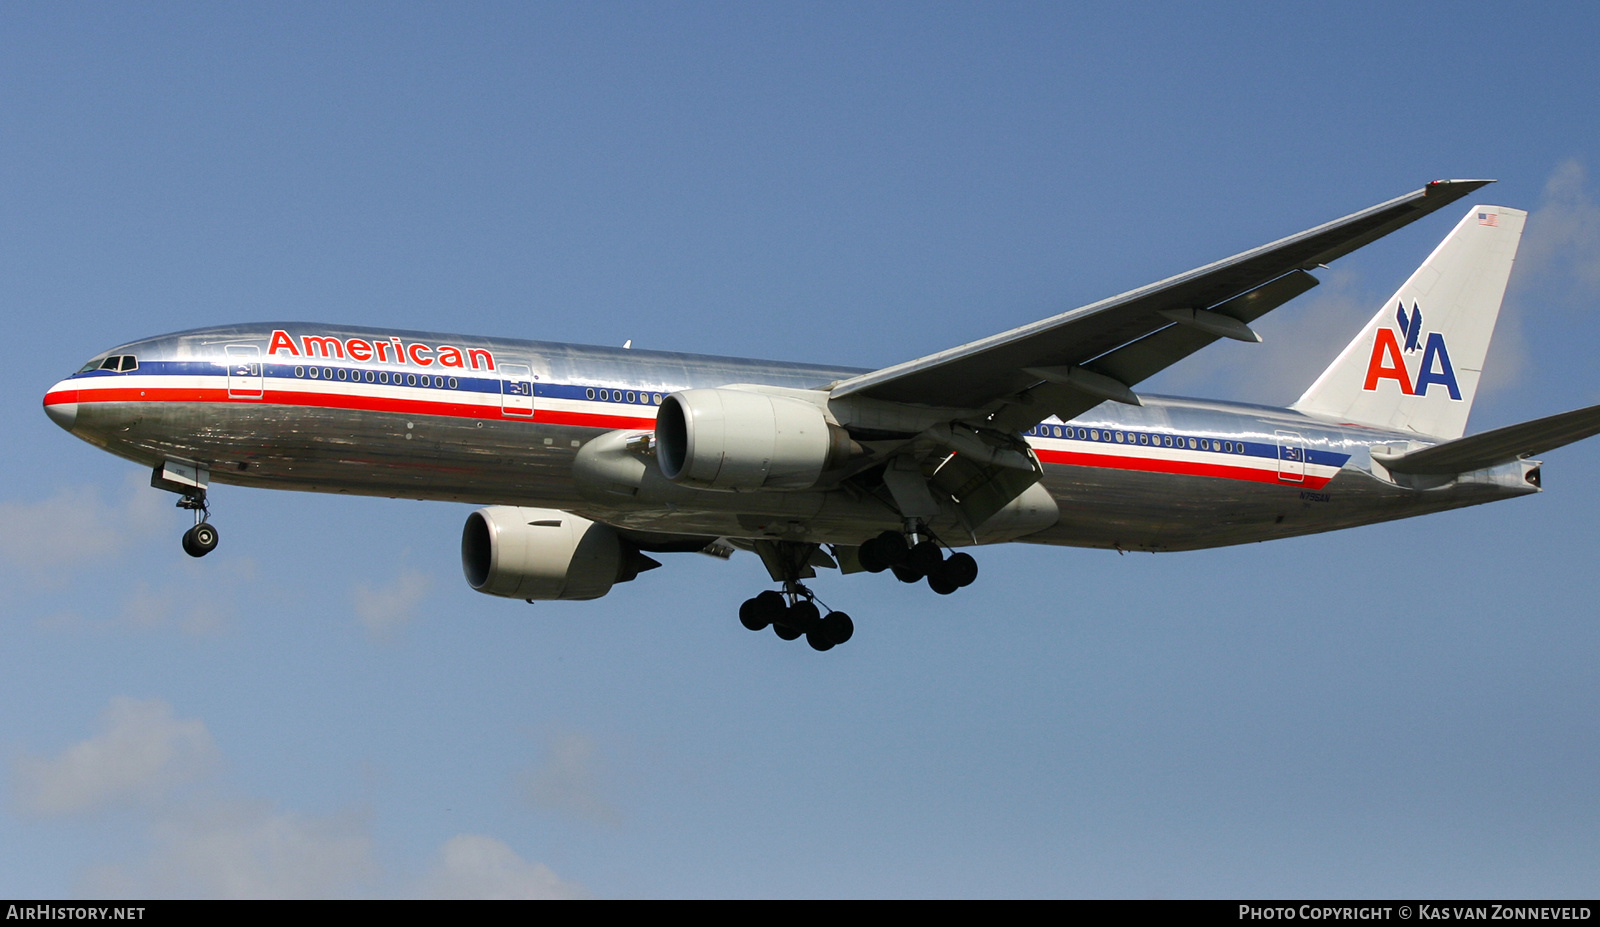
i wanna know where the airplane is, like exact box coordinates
[42,180,1600,653]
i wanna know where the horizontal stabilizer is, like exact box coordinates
[1372,402,1600,474]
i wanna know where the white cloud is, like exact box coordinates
[12,697,219,816]
[31,558,257,636]
[0,474,165,577]
[1518,158,1600,303]
[521,732,622,826]
[351,570,432,639]
[20,697,585,899]
[415,834,587,900]
[1477,159,1600,399]
[86,814,590,900]
[81,800,378,899]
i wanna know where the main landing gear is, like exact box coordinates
[739,539,855,652]
[177,491,219,558]
[735,525,979,652]
[856,528,978,595]
[738,588,855,652]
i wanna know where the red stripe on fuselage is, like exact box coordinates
[51,385,1331,488]
[1032,447,1333,489]
[47,385,659,430]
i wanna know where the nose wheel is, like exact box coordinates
[177,491,219,558]
[181,521,219,557]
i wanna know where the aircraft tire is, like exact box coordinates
[806,628,835,652]
[739,598,769,631]
[182,523,219,558]
[890,563,923,584]
[752,590,785,624]
[908,540,943,575]
[873,531,909,566]
[945,552,978,587]
[820,611,854,645]
[858,538,888,573]
[928,571,959,595]
[788,600,821,631]
[774,623,802,641]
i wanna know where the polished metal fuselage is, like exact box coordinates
[44,323,1540,553]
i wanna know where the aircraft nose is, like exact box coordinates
[43,381,78,431]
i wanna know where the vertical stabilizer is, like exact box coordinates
[1292,205,1525,439]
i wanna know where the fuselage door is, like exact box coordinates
[501,363,535,417]
[226,344,264,399]
[1276,430,1306,483]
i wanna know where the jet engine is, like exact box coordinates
[655,388,851,491]
[461,506,658,600]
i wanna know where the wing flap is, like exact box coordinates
[989,270,1319,431]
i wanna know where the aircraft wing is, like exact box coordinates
[829,180,1492,430]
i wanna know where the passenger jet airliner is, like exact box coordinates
[42,180,1600,652]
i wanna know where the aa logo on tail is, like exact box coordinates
[1361,302,1462,400]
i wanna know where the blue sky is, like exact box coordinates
[3,2,1600,898]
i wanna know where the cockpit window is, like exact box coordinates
[86,354,139,373]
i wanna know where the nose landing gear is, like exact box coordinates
[178,494,219,558]
[152,461,219,558]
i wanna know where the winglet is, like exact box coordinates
[1425,178,1496,195]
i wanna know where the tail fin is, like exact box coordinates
[1291,205,1526,439]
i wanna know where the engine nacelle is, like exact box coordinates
[655,388,847,491]
[461,506,656,601]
